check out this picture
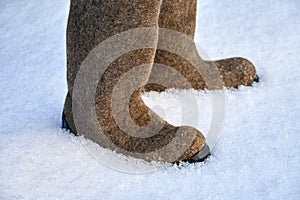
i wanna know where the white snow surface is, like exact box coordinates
[1,0,300,199]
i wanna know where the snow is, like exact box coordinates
[0,0,299,199]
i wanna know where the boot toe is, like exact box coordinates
[185,143,211,163]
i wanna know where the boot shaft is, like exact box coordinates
[66,0,163,92]
[159,0,197,37]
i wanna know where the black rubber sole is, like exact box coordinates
[185,152,211,164]
[185,144,211,163]
[254,75,260,83]
[62,112,72,132]
[174,144,211,164]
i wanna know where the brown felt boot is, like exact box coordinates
[62,0,209,163]
[145,0,257,92]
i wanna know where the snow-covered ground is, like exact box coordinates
[1,0,299,199]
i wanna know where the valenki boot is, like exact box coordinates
[63,0,258,163]
[63,0,210,163]
[146,0,258,91]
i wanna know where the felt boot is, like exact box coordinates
[145,0,258,92]
[63,0,209,163]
